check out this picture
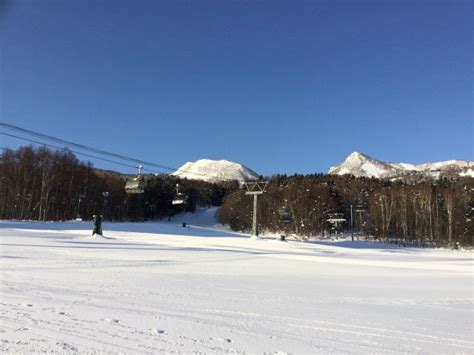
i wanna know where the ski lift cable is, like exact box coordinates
[0,131,208,178]
[0,123,243,182]
[2,132,173,197]
[0,123,232,180]
[0,132,141,171]
[0,123,174,170]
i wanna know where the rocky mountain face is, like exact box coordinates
[328,152,474,181]
[172,159,259,183]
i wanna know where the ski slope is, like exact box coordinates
[0,209,473,353]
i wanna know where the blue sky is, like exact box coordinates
[1,0,472,176]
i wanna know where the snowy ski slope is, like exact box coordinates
[0,208,473,353]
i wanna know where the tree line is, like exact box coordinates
[218,174,473,246]
[1,146,472,246]
[0,146,236,222]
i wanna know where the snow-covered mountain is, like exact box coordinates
[172,159,259,183]
[328,152,474,180]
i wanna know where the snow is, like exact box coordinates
[335,167,351,175]
[393,163,419,171]
[329,152,396,178]
[361,161,389,178]
[345,151,369,164]
[1,209,473,353]
[329,152,474,179]
[460,168,474,177]
[417,160,473,170]
[171,159,259,183]
[428,171,441,179]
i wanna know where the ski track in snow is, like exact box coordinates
[0,211,473,354]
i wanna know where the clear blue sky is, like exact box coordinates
[1,0,472,176]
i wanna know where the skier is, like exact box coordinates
[92,214,103,236]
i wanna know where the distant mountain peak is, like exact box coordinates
[329,152,474,180]
[172,159,259,183]
[345,151,372,163]
[347,151,366,158]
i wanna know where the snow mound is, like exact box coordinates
[172,159,259,183]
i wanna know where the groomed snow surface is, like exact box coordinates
[1,208,473,354]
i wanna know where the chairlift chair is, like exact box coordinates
[278,207,292,224]
[125,165,145,194]
[125,177,145,194]
[172,193,188,205]
[172,184,188,205]
[278,200,292,224]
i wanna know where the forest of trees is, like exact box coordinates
[218,174,473,247]
[0,146,236,222]
[1,146,472,246]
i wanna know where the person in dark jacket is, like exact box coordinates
[92,214,103,236]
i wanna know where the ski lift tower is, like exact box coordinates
[244,181,268,237]
[327,212,346,239]
[355,206,366,240]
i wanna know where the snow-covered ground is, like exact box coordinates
[1,208,473,353]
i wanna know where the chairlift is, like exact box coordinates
[278,200,292,224]
[326,212,346,236]
[125,165,145,194]
[172,183,188,205]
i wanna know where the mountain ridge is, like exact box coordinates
[328,152,474,180]
[172,159,259,183]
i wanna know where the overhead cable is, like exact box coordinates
[0,132,144,172]
[0,123,242,182]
